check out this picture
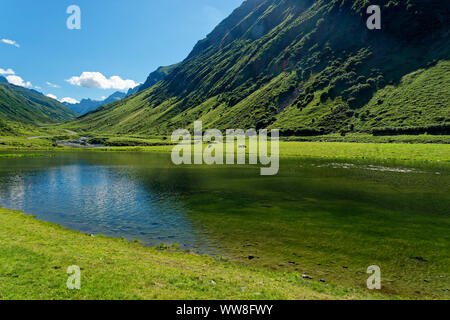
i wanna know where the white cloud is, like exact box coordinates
[0,68,15,75]
[60,97,80,104]
[46,81,60,88]
[46,94,58,100]
[6,75,32,88]
[1,39,20,48]
[66,72,139,90]
[47,94,80,105]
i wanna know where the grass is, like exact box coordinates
[282,133,450,144]
[56,140,450,162]
[0,126,80,150]
[0,153,46,158]
[1,127,449,166]
[2,134,448,162]
[353,61,450,132]
[277,141,450,162]
[0,207,381,300]
[0,82,78,124]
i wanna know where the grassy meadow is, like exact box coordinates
[0,207,382,300]
[1,133,449,162]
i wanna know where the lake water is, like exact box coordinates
[0,151,449,298]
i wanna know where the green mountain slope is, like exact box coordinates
[70,0,450,135]
[0,82,78,125]
[138,63,181,92]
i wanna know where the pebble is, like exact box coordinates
[414,256,428,262]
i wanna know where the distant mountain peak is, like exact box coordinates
[64,90,128,115]
[64,63,178,115]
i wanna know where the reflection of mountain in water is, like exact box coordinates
[0,153,217,252]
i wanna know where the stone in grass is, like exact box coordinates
[210,280,216,285]
[414,256,428,262]
[320,279,326,283]
[302,274,313,280]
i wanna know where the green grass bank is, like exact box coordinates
[0,207,382,300]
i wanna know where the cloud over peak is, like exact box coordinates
[67,72,139,90]
[46,94,80,105]
[0,68,15,75]
[60,97,80,104]
[6,75,32,88]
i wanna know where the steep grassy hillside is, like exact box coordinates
[0,82,78,125]
[0,118,46,136]
[69,0,449,135]
[138,63,181,92]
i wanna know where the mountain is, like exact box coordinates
[65,63,180,115]
[0,81,79,124]
[65,91,128,115]
[0,76,8,83]
[104,91,127,104]
[126,86,140,96]
[70,0,450,135]
[138,63,181,92]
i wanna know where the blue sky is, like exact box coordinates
[0,0,243,103]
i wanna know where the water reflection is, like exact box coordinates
[0,153,216,252]
[0,151,449,297]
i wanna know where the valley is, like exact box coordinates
[0,0,449,301]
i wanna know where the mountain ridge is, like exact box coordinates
[64,91,128,115]
[65,0,450,135]
[0,81,79,125]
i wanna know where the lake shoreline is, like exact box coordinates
[1,139,449,162]
[0,207,385,300]
[0,152,447,300]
